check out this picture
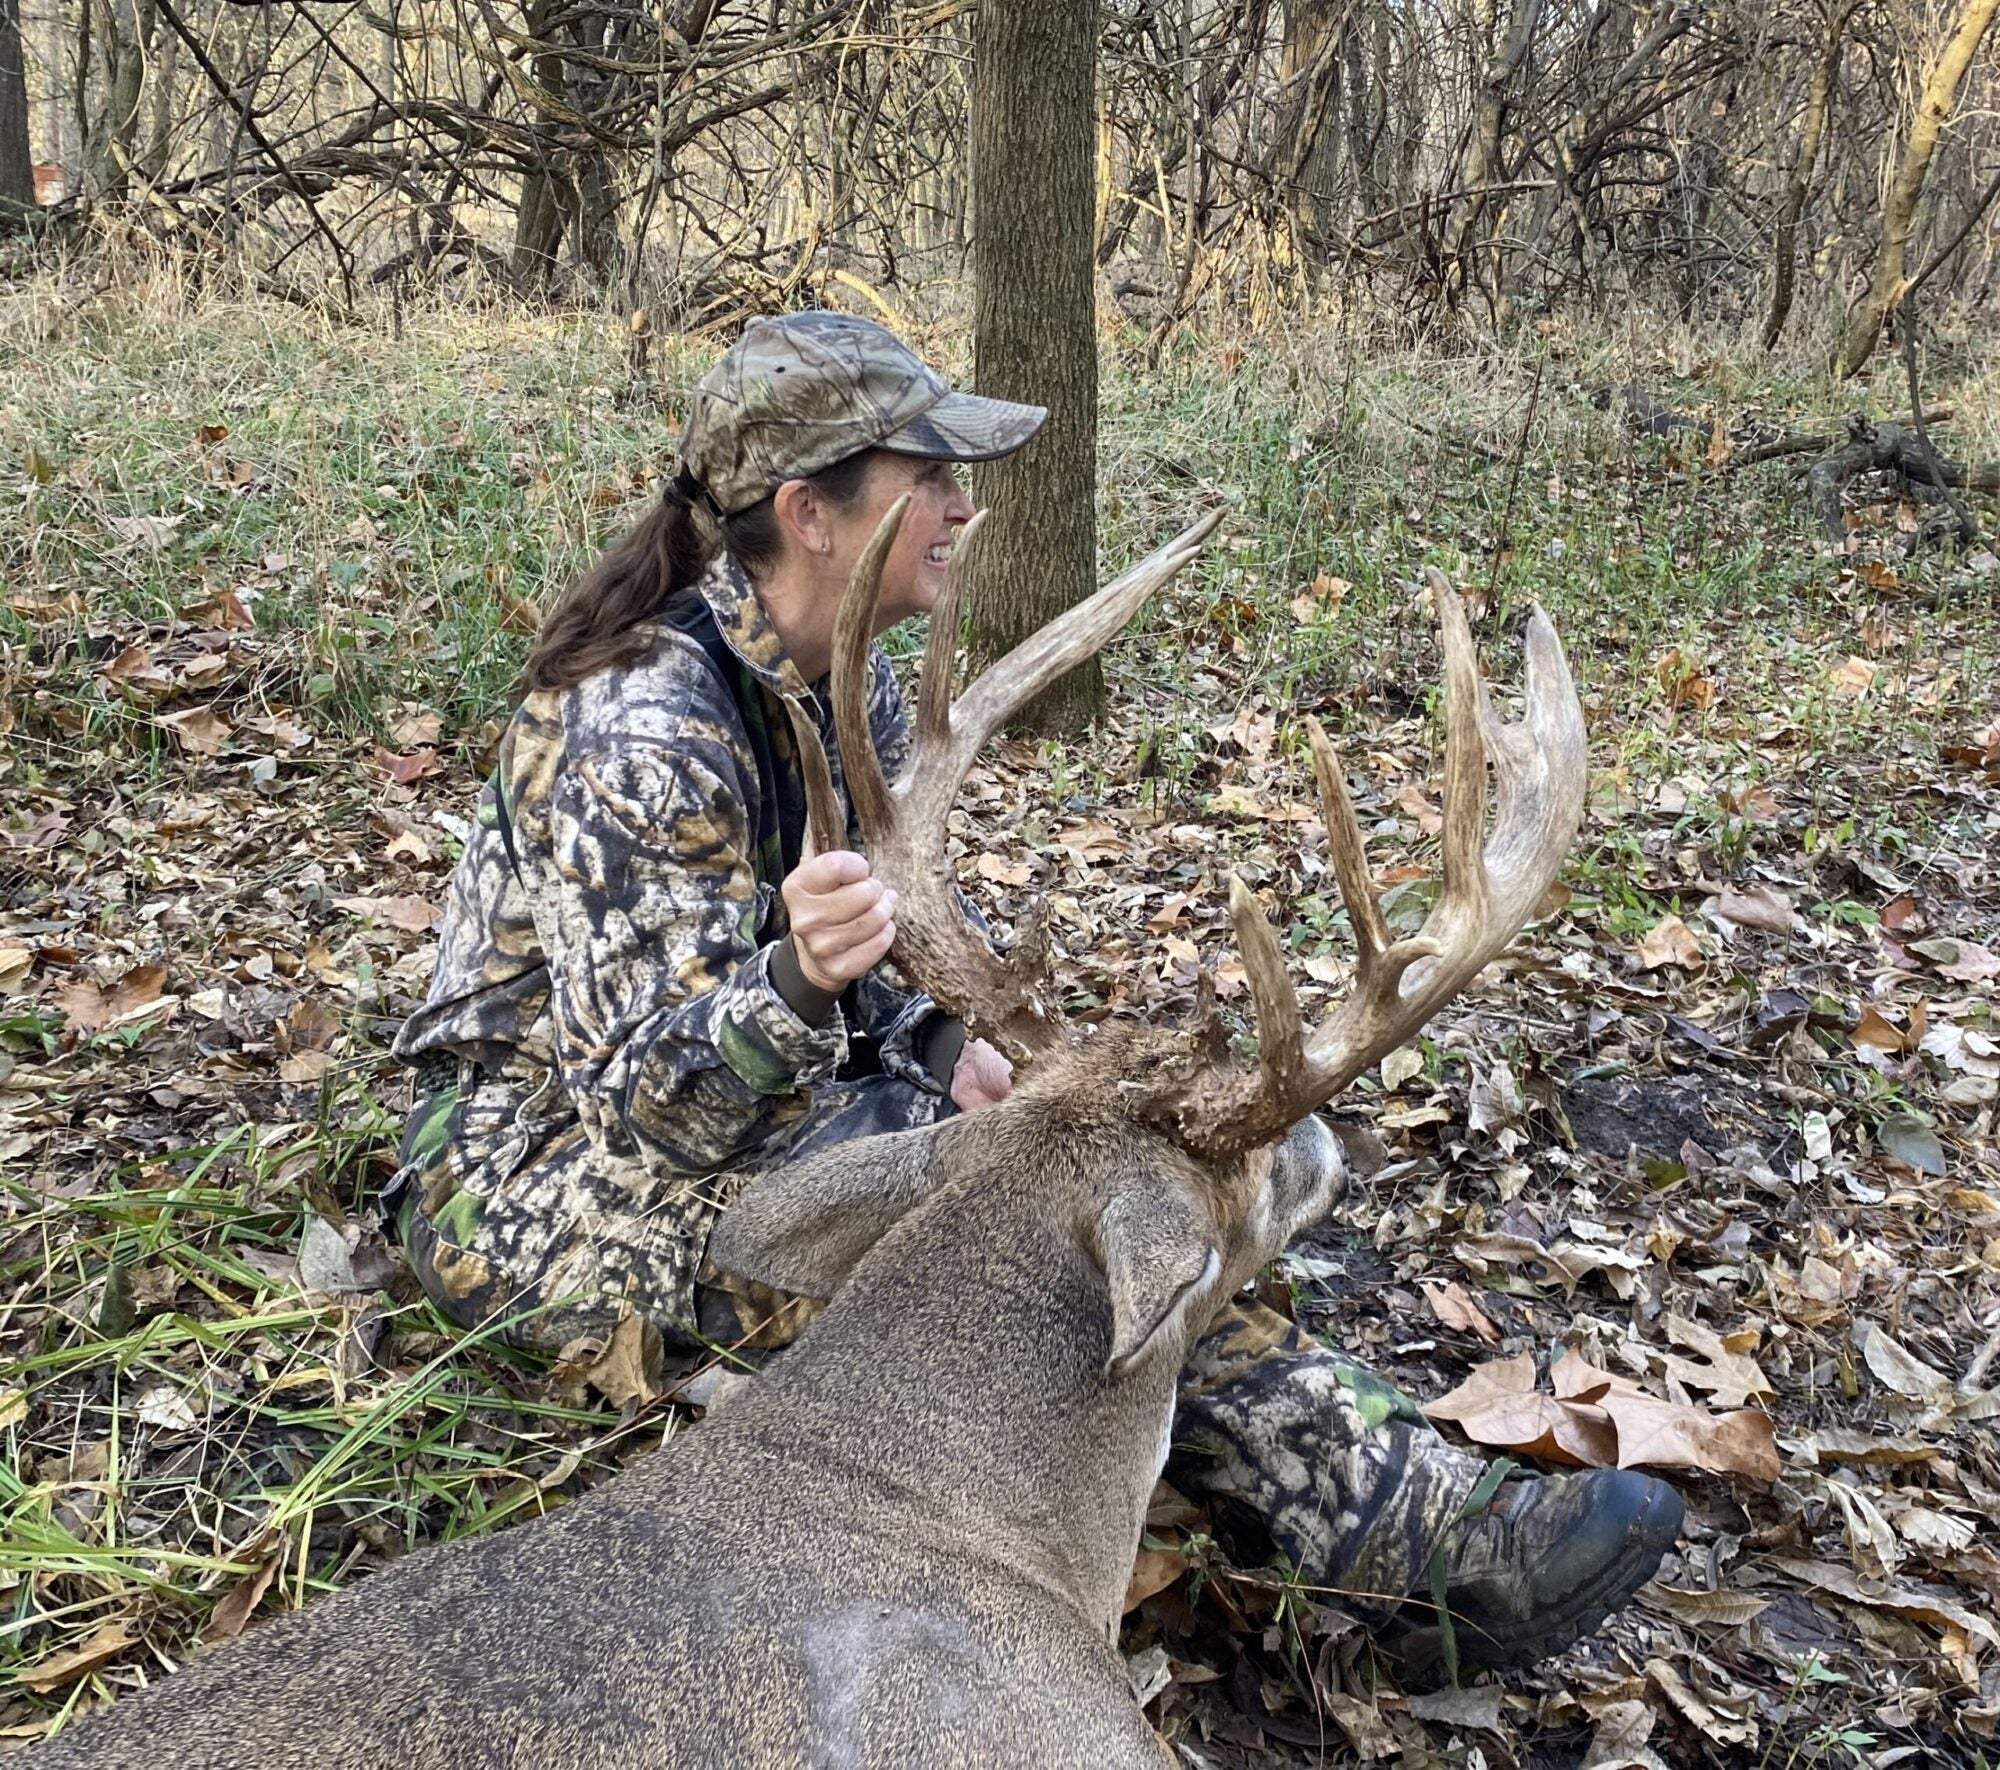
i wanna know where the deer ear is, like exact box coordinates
[1096,1190,1222,1381]
[707,1119,954,1300]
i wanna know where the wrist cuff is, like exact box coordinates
[769,936,841,1027]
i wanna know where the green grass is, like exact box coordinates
[2,266,1997,1742]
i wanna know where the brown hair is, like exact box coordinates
[524,452,877,694]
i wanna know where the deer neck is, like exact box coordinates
[769,1168,1180,1631]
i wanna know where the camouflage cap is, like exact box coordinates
[679,310,1047,516]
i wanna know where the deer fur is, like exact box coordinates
[26,1032,1346,1770]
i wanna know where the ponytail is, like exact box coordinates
[521,451,877,695]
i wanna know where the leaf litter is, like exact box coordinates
[3,307,1999,1766]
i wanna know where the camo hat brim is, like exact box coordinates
[681,310,1047,516]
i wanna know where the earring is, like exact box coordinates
[820,540,832,556]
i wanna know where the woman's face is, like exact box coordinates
[831,453,978,629]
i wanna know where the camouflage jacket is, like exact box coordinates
[393,550,952,1182]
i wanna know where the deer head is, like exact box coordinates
[756,496,1587,1367]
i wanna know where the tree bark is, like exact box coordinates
[0,0,32,211]
[1763,0,1857,352]
[967,0,1101,736]
[1836,0,2000,377]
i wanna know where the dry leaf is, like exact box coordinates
[1393,783,1443,835]
[1635,914,1703,972]
[373,746,439,785]
[975,854,1033,887]
[206,1552,283,1641]
[1123,1543,1187,1612]
[333,893,440,933]
[1421,1280,1500,1344]
[1906,937,2000,983]
[391,709,444,748]
[1645,1658,1756,1748]
[586,1311,662,1408]
[19,1621,137,1691]
[1712,883,1799,935]
[157,705,233,755]
[1421,1352,1617,1467]
[1850,1006,1909,1053]
[1855,1320,1950,1400]
[1828,655,1878,698]
[55,965,170,1035]
[1640,1583,1771,1627]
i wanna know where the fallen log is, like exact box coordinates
[1808,414,2000,541]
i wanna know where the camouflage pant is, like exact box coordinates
[388,1071,1484,1614]
[388,1057,947,1354]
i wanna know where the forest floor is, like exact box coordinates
[3,266,1999,1768]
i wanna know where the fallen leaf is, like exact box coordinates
[1646,1657,1757,1749]
[391,709,443,748]
[105,511,183,548]
[586,1311,662,1408]
[299,1215,363,1293]
[206,1551,283,1641]
[1404,1683,1504,1731]
[1421,1280,1500,1344]
[1635,914,1703,972]
[135,1383,200,1432]
[1828,655,1878,698]
[373,746,439,785]
[1639,1583,1771,1627]
[1712,883,1799,935]
[1850,1006,1909,1053]
[1123,1543,1187,1612]
[1393,783,1443,835]
[1877,1112,1946,1176]
[333,893,440,934]
[975,854,1034,887]
[157,705,234,755]
[1906,937,2000,983]
[1380,1046,1424,1090]
[1421,1352,1617,1467]
[1594,1387,1780,1480]
[19,1621,137,1691]
[1855,1320,1950,1399]
[55,965,170,1035]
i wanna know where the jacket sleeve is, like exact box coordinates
[532,720,849,1178]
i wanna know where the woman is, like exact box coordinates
[387,310,1678,1671]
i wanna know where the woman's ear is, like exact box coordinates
[772,478,826,559]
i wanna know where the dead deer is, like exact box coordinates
[24,505,1585,1770]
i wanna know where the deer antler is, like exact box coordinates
[828,496,1222,1064]
[1136,567,1588,1160]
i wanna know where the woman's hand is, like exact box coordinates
[950,1038,1013,1112]
[782,851,898,993]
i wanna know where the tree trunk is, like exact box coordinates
[1837,0,2000,377]
[0,0,32,211]
[1763,0,1856,352]
[1272,0,1347,257]
[966,0,1101,736]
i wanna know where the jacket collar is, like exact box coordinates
[693,550,814,700]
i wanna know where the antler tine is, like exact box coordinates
[827,502,1223,1066]
[913,506,988,755]
[780,700,846,859]
[947,510,1225,773]
[827,492,909,847]
[1144,574,1587,1160]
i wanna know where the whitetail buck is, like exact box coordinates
[24,503,1585,1769]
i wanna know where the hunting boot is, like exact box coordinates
[1168,1303,1683,1674]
